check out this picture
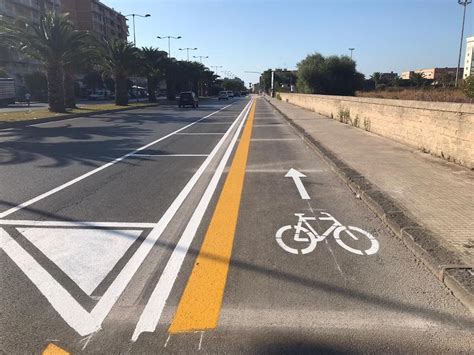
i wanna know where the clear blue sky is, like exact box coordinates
[106,0,473,86]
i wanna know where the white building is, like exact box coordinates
[464,36,474,79]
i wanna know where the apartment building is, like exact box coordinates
[401,67,460,82]
[62,0,128,42]
[0,0,61,80]
[464,36,474,79]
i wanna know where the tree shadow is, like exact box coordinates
[0,123,153,167]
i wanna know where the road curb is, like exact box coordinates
[0,103,159,129]
[266,97,474,313]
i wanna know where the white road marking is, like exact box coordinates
[0,104,233,219]
[0,101,251,336]
[285,168,310,200]
[0,220,156,228]
[194,122,232,125]
[19,227,142,295]
[130,154,209,157]
[176,133,224,135]
[131,99,254,342]
[0,228,99,335]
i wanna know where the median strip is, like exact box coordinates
[168,100,256,333]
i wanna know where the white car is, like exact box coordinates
[218,91,229,100]
[227,90,234,98]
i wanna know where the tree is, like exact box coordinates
[370,72,382,87]
[462,76,474,98]
[296,53,364,96]
[102,40,139,106]
[139,47,167,102]
[411,72,427,88]
[0,12,93,112]
[222,77,246,92]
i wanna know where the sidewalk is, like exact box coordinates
[266,97,473,309]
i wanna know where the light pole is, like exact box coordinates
[179,47,197,61]
[125,14,150,45]
[211,65,223,76]
[456,0,472,86]
[193,55,209,63]
[349,47,355,59]
[157,35,182,58]
[245,70,262,94]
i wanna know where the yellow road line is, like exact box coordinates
[168,99,257,334]
[42,343,69,355]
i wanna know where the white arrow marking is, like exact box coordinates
[285,168,310,200]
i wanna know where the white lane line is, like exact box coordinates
[0,104,233,219]
[176,133,224,135]
[0,220,156,228]
[89,99,254,333]
[194,122,232,125]
[131,99,254,342]
[130,154,209,158]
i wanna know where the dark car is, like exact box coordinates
[178,91,199,108]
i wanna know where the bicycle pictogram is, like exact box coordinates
[275,212,379,255]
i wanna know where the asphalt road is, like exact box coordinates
[0,97,472,354]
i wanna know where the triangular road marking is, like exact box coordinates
[19,227,143,295]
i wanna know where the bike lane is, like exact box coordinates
[161,98,473,353]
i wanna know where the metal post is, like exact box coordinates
[168,37,171,58]
[456,0,471,86]
[132,14,136,45]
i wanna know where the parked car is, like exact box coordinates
[178,91,199,108]
[218,91,229,100]
[227,90,234,98]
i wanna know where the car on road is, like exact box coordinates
[178,91,199,108]
[227,91,234,98]
[218,91,229,100]
[234,91,241,97]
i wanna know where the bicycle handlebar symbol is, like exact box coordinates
[275,212,379,255]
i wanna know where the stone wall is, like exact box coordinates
[278,93,474,168]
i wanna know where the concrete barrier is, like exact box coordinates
[278,93,474,168]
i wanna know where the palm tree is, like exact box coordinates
[0,12,92,112]
[370,72,382,88]
[139,47,167,102]
[102,40,139,106]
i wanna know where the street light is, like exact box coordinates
[178,47,197,61]
[125,14,151,45]
[193,55,209,63]
[157,35,182,58]
[211,65,223,76]
[349,47,355,59]
[456,0,472,86]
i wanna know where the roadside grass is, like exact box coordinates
[356,88,473,104]
[0,102,153,123]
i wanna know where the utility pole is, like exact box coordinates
[456,0,471,86]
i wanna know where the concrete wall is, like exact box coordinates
[278,93,474,168]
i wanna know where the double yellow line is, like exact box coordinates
[169,100,257,333]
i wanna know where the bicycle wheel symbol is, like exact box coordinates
[275,225,318,255]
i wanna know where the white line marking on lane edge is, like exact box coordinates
[175,133,224,135]
[130,154,209,158]
[0,100,252,336]
[0,104,233,219]
[131,99,254,342]
[0,220,156,228]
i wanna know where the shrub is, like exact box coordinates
[462,76,474,98]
